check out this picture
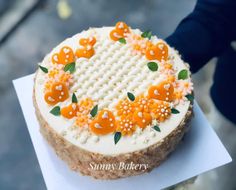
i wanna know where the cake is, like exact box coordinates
[33,22,194,179]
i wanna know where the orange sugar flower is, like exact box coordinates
[61,103,80,119]
[175,90,184,99]
[89,110,116,135]
[133,94,154,112]
[110,29,124,41]
[44,81,53,91]
[78,98,94,114]
[115,21,130,34]
[174,90,187,105]
[150,101,171,122]
[116,99,134,117]
[164,63,173,70]
[76,112,90,128]
[148,81,174,102]
[177,81,194,95]
[116,116,136,136]
[48,68,60,78]
[159,61,176,77]
[145,42,169,61]
[133,110,152,129]
[166,75,176,83]
[44,70,73,92]
[79,36,96,46]
[76,45,95,59]
[110,21,130,41]
[44,81,69,105]
[51,46,75,65]
[126,33,148,55]
[59,72,73,84]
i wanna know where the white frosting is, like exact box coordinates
[35,27,191,156]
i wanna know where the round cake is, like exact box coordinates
[33,22,194,179]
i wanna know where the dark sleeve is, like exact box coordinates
[166,0,236,73]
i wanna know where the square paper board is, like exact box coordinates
[13,74,232,190]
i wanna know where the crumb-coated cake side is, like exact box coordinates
[33,22,194,179]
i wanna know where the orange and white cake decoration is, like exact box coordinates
[34,22,194,179]
[44,81,69,105]
[52,46,75,65]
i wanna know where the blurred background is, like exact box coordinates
[0,0,235,189]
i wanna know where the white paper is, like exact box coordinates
[13,74,232,190]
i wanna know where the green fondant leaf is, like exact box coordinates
[178,69,188,80]
[90,105,98,117]
[147,62,158,71]
[72,93,78,103]
[153,125,161,132]
[114,132,122,144]
[39,65,48,73]
[185,94,194,102]
[141,30,152,39]
[50,106,61,116]
[118,38,126,44]
[171,108,180,114]
[64,62,75,73]
[127,92,135,101]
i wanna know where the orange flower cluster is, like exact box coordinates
[45,35,97,105]
[111,21,169,62]
[51,36,96,65]
[115,92,171,136]
[45,67,73,92]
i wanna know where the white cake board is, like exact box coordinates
[13,74,232,190]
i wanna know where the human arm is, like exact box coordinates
[166,0,236,73]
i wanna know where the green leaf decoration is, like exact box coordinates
[90,105,98,117]
[185,94,194,102]
[147,62,158,71]
[178,69,188,80]
[114,132,122,144]
[127,92,135,101]
[72,93,78,103]
[141,30,152,39]
[153,125,161,132]
[39,65,48,73]
[171,108,180,114]
[64,62,75,73]
[50,106,61,116]
[118,38,126,44]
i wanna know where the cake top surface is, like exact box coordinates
[34,22,193,155]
